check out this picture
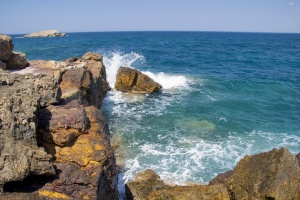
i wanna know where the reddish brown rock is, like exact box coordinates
[37,100,89,146]
[0,34,13,61]
[6,52,28,69]
[115,67,162,93]
[227,147,300,200]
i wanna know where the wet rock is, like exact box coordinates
[115,67,162,93]
[0,34,13,61]
[125,169,230,200]
[227,147,300,200]
[24,30,65,38]
[6,52,28,69]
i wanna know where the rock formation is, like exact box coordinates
[0,49,118,199]
[115,67,162,93]
[126,148,300,200]
[0,34,28,69]
[125,169,230,200]
[24,30,66,38]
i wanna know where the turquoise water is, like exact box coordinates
[12,31,300,191]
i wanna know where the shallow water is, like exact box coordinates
[12,31,300,197]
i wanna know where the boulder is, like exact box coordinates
[24,30,65,38]
[115,67,162,93]
[82,51,102,62]
[6,52,28,69]
[125,169,230,200]
[0,34,13,61]
[227,147,300,200]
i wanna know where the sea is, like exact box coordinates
[12,31,300,197]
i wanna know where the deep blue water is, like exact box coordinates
[12,32,300,192]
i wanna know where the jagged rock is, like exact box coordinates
[115,67,162,93]
[0,34,13,61]
[82,52,103,62]
[59,53,109,107]
[227,147,300,200]
[125,169,230,200]
[5,52,28,69]
[24,30,65,38]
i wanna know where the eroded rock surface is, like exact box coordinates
[115,67,162,93]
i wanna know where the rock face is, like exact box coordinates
[227,147,300,200]
[0,34,28,69]
[0,51,118,199]
[115,67,162,93]
[125,169,230,200]
[0,34,14,61]
[24,30,66,38]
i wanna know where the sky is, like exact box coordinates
[1,0,300,34]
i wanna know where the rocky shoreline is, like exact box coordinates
[1,34,300,200]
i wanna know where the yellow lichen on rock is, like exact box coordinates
[38,190,70,200]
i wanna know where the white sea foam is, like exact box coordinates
[143,71,190,90]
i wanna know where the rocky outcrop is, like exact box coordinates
[0,34,28,69]
[227,147,300,200]
[0,34,14,61]
[115,67,162,93]
[0,51,117,199]
[126,148,300,200]
[24,30,66,38]
[125,169,230,200]
[0,72,60,190]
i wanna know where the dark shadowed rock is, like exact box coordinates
[125,169,230,200]
[227,147,300,200]
[5,52,28,69]
[0,62,7,70]
[296,153,300,166]
[0,34,13,61]
[115,67,162,93]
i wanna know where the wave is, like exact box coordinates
[102,51,191,90]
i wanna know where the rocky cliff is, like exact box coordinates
[0,35,118,199]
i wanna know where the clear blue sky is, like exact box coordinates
[1,0,300,34]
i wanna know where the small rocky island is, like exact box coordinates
[24,30,66,38]
[0,34,300,200]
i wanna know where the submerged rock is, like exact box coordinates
[115,67,162,93]
[24,30,66,38]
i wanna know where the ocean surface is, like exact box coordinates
[12,31,300,197]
